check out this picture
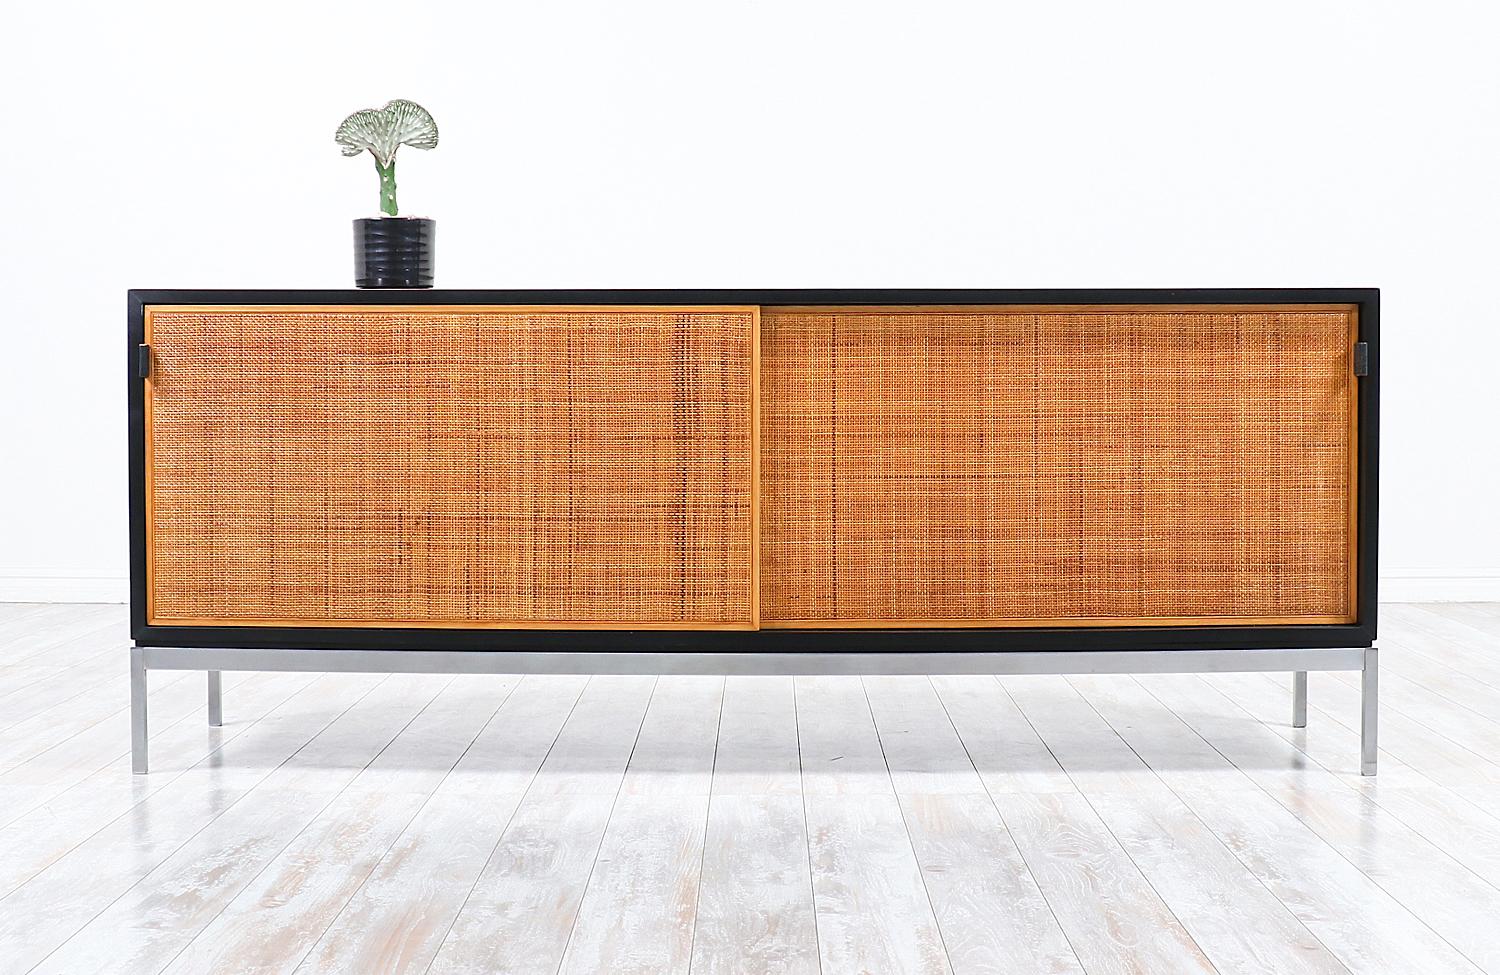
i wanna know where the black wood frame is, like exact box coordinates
[128,288,1379,652]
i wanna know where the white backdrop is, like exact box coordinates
[3,0,1497,601]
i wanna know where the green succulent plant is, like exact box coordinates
[335,99,439,217]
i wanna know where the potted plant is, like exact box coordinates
[336,99,439,288]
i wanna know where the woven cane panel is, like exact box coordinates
[760,307,1357,626]
[146,306,757,628]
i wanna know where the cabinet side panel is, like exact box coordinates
[145,305,757,629]
[760,306,1357,627]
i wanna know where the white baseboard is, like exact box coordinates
[0,568,128,604]
[1378,570,1500,603]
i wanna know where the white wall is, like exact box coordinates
[3,0,1497,602]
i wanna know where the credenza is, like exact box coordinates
[127,289,1379,773]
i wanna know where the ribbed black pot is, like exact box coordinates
[354,217,435,289]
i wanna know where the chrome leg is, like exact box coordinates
[1361,647,1378,776]
[208,671,222,727]
[131,647,148,774]
[131,644,1373,773]
[1292,671,1308,728]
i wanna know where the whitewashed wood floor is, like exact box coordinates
[1,604,1499,974]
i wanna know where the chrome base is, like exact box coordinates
[129,644,1378,776]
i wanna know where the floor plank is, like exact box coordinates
[0,672,309,898]
[424,676,656,973]
[794,676,893,796]
[1145,673,1500,974]
[434,674,590,796]
[0,674,390,974]
[863,676,986,795]
[804,794,952,975]
[1179,784,1484,975]
[900,793,1084,975]
[930,675,1076,796]
[620,675,723,797]
[296,675,586,975]
[520,675,658,797]
[1006,675,1340,975]
[1070,676,1356,974]
[864,676,1087,973]
[426,795,617,975]
[793,676,952,971]
[160,788,433,975]
[711,676,801,795]
[0,667,195,770]
[0,669,261,827]
[691,673,819,975]
[550,677,721,973]
[158,677,514,974]
[296,790,529,975]
[6,618,128,671]
[23,676,451,975]
[1202,670,1435,788]
[1204,671,1500,846]
[691,795,820,975]
[0,603,51,627]
[1426,601,1500,629]
[1298,670,1500,787]
[556,794,710,975]
[994,791,1216,975]
[0,605,117,663]
[0,625,129,722]
[1386,603,1500,678]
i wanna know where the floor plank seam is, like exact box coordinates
[0,671,341,897]
[683,677,727,975]
[923,675,1092,975]
[0,672,310,892]
[0,670,252,831]
[858,675,959,975]
[1001,675,1226,974]
[150,675,460,975]
[1232,669,1500,828]
[1187,673,1500,900]
[550,675,661,975]
[791,677,827,975]
[10,673,396,973]
[1066,674,1349,975]
[1134,673,1493,974]
[1305,670,1500,775]
[418,674,592,975]
[280,676,522,975]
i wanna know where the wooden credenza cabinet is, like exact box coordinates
[128,289,1377,653]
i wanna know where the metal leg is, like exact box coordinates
[1361,647,1378,776]
[132,644,1372,773]
[208,671,223,727]
[1292,671,1308,728]
[131,647,148,774]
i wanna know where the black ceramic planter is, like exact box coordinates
[354,217,435,289]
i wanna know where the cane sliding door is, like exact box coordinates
[143,305,760,629]
[758,305,1359,628]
